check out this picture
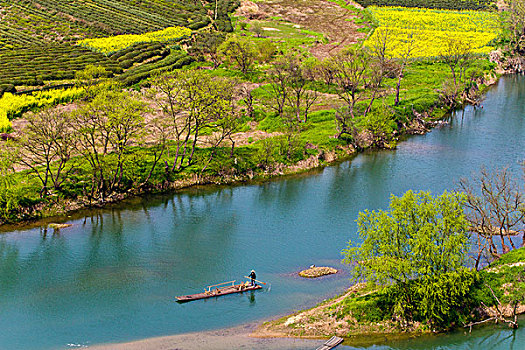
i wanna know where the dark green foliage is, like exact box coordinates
[213,0,240,32]
[0,45,121,86]
[108,42,162,60]
[0,84,16,97]
[406,270,479,328]
[117,51,194,86]
[355,0,496,10]
[338,290,393,323]
[337,267,481,329]
[13,0,205,35]
[411,96,437,113]
[188,16,211,30]
[474,248,525,321]
[491,249,525,267]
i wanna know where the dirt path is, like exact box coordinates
[253,0,368,59]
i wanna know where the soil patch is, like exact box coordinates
[254,0,368,59]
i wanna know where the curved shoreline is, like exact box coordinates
[86,323,328,350]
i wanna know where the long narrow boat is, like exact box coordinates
[176,280,262,303]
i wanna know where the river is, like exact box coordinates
[0,75,524,350]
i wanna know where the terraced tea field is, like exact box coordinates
[0,0,238,88]
[0,46,122,86]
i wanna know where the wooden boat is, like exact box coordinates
[316,336,344,350]
[176,280,262,303]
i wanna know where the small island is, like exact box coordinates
[299,266,338,278]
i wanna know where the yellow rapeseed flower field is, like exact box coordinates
[78,26,192,54]
[0,88,84,131]
[0,112,10,131]
[366,6,501,58]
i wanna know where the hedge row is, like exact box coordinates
[117,51,194,86]
[30,0,206,34]
[0,45,123,86]
[106,42,170,69]
[355,0,496,10]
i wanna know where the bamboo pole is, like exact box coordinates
[244,276,267,285]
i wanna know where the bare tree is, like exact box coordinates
[250,21,264,38]
[138,114,172,187]
[334,106,361,141]
[316,59,338,86]
[458,166,525,269]
[149,73,189,172]
[190,31,225,68]
[201,104,242,172]
[265,55,320,122]
[265,58,289,117]
[18,108,76,197]
[151,71,242,172]
[365,28,396,115]
[325,47,369,119]
[325,47,388,140]
[285,58,318,123]
[240,85,255,120]
[439,38,473,87]
[394,31,417,106]
[437,38,476,107]
[219,35,256,74]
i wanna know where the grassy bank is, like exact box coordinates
[254,247,525,341]
[0,56,499,226]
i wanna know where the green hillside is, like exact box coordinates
[0,0,239,88]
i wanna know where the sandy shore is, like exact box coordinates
[87,323,348,350]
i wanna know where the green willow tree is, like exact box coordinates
[343,190,476,329]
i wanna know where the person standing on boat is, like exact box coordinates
[249,270,256,286]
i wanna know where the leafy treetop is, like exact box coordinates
[343,190,470,285]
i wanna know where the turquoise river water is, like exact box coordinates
[0,75,524,349]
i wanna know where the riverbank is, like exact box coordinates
[253,247,525,340]
[0,99,477,229]
[0,70,495,229]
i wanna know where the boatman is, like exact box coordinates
[249,270,256,286]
